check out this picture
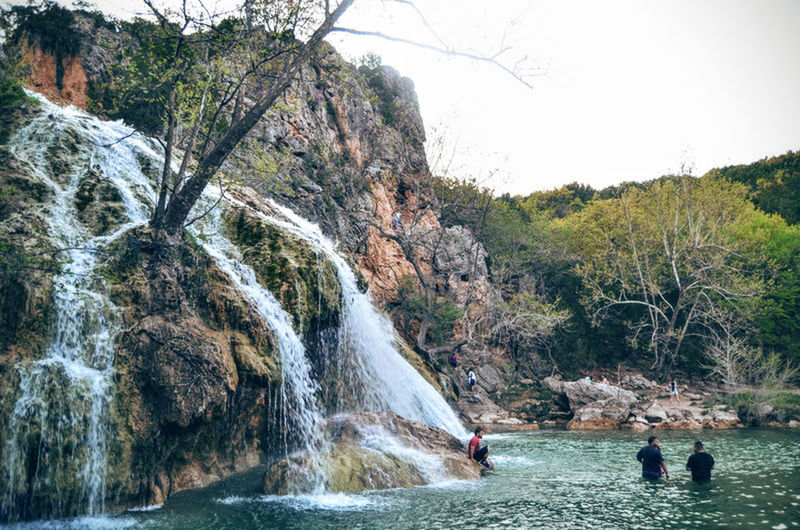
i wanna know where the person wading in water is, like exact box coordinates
[636,436,670,480]
[468,426,492,469]
[685,441,715,483]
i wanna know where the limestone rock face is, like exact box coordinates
[703,409,741,429]
[263,412,480,494]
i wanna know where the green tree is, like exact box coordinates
[563,176,770,373]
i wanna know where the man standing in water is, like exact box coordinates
[685,441,715,482]
[468,426,491,469]
[636,436,670,480]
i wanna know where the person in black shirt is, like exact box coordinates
[685,441,715,482]
[636,436,670,480]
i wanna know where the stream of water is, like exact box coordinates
[1,92,469,521]
[224,194,466,437]
[1,93,158,519]
[14,428,798,529]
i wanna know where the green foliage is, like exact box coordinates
[93,16,202,135]
[752,223,800,364]
[396,275,462,346]
[357,52,382,70]
[433,163,800,376]
[707,151,800,225]
[361,67,402,128]
[0,73,27,111]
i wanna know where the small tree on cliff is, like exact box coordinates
[87,0,534,239]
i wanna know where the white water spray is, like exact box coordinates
[224,194,467,437]
[1,93,159,519]
[188,195,327,494]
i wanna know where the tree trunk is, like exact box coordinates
[159,0,355,235]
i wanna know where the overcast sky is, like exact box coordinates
[12,0,800,195]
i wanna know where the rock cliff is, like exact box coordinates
[0,10,497,521]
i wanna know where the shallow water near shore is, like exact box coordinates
[15,429,800,529]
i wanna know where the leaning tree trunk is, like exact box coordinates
[159,0,355,235]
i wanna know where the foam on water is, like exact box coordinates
[6,515,140,530]
[220,493,381,511]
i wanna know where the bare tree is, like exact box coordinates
[100,0,537,240]
[569,175,766,374]
[704,309,797,422]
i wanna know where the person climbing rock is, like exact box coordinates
[392,212,404,231]
[449,353,459,367]
[685,441,715,483]
[636,436,670,480]
[468,426,491,469]
[466,369,477,390]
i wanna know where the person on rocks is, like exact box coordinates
[468,426,492,469]
[636,436,670,480]
[466,369,477,390]
[449,353,459,367]
[392,212,404,231]
[685,441,715,483]
[668,379,681,406]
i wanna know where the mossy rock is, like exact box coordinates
[225,205,342,336]
[74,167,126,236]
[44,126,83,186]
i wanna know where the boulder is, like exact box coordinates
[551,378,637,409]
[263,412,480,495]
[701,408,741,429]
[645,403,668,423]
[567,399,630,430]
[476,365,504,394]
[620,374,655,390]
[654,419,702,430]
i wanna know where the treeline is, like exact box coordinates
[433,152,800,379]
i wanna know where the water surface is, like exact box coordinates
[19,429,800,529]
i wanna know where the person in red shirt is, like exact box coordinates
[468,426,491,468]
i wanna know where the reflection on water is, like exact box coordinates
[27,429,800,529]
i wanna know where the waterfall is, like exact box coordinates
[223,194,467,437]
[188,196,327,494]
[1,93,159,519]
[1,91,465,520]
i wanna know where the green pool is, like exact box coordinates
[17,428,800,529]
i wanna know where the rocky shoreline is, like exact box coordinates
[464,374,800,433]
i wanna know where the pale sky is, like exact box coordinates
[12,0,800,195]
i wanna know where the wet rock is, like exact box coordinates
[263,412,480,494]
[74,168,126,236]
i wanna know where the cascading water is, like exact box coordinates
[188,194,327,494]
[224,194,467,438]
[1,93,159,520]
[1,91,466,520]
